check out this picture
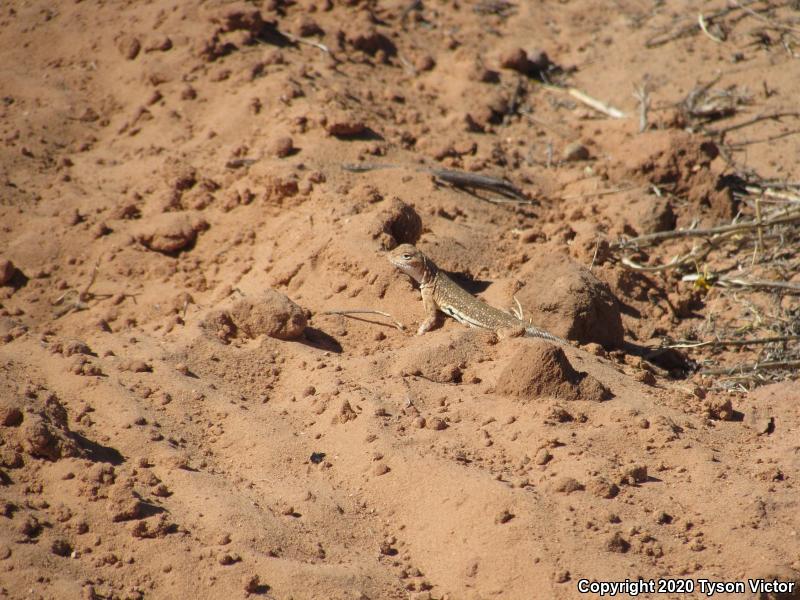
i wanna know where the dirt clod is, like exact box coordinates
[230,290,306,340]
[137,213,209,254]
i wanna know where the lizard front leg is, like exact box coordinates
[417,286,439,335]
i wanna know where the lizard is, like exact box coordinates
[388,243,565,343]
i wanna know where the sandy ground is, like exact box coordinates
[2,0,800,599]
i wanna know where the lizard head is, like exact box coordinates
[387,244,431,283]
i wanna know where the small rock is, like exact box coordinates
[553,477,584,494]
[0,399,23,427]
[0,258,16,285]
[499,47,532,73]
[495,509,514,524]
[534,448,552,465]
[563,142,590,162]
[704,396,734,421]
[118,36,141,60]
[107,487,145,522]
[51,538,72,557]
[243,574,262,594]
[553,569,571,583]
[294,15,323,37]
[272,136,294,158]
[325,115,367,137]
[605,532,630,553]
[137,212,208,255]
[655,512,673,525]
[414,54,436,71]
[120,359,151,373]
[373,463,390,476]
[587,477,620,499]
[218,552,240,565]
[499,47,552,76]
[428,417,448,431]
[634,370,657,386]
[379,538,397,555]
[619,464,648,485]
[335,400,357,424]
[18,515,41,538]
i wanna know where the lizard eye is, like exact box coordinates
[402,253,412,260]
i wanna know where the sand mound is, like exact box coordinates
[516,254,624,347]
[496,340,611,402]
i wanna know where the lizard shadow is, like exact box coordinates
[434,181,540,212]
[72,432,125,465]
[616,299,641,319]
[338,128,384,142]
[442,270,492,295]
[623,340,695,376]
[301,327,343,353]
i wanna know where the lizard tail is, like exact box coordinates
[524,326,567,344]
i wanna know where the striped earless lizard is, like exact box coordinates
[388,244,565,343]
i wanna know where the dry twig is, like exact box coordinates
[566,87,626,119]
[322,309,405,331]
[615,207,800,248]
[665,334,800,349]
[700,359,800,376]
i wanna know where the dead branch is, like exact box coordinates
[682,273,800,293]
[615,208,800,248]
[665,334,800,349]
[700,358,800,376]
[709,111,800,137]
[620,246,709,272]
[731,0,800,35]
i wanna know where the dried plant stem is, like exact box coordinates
[566,87,626,119]
[711,111,800,137]
[666,335,800,349]
[279,31,336,57]
[698,13,724,43]
[633,81,650,132]
[322,309,405,331]
[700,359,800,376]
[621,246,709,272]
[560,185,638,200]
[681,273,800,292]
[616,208,800,248]
[731,0,800,35]
[752,193,764,265]
[743,186,800,203]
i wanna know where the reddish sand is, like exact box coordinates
[1,1,799,599]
